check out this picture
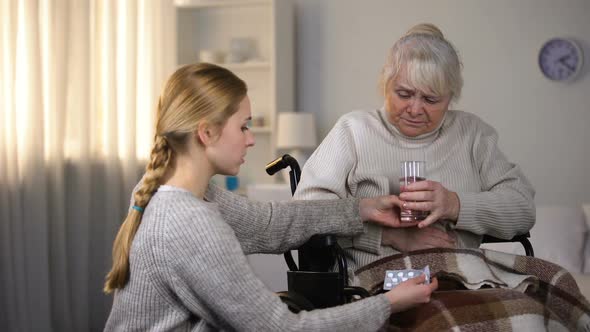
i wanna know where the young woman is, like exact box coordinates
[103,63,437,331]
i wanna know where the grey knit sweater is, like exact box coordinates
[104,184,391,331]
[294,108,535,274]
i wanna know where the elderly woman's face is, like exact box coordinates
[385,72,451,137]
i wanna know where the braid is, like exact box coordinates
[105,63,247,293]
[104,136,173,293]
[134,136,172,207]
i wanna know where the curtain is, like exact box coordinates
[0,1,176,330]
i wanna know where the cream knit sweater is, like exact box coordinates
[294,108,535,274]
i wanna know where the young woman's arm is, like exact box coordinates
[205,184,364,254]
[162,196,392,331]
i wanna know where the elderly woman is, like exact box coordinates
[294,23,535,274]
[292,24,590,331]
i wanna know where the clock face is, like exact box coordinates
[538,38,583,81]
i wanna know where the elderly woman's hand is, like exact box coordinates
[359,195,419,228]
[399,180,461,228]
[382,226,456,252]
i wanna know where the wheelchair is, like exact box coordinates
[265,154,534,313]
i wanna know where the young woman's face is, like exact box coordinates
[385,70,451,137]
[207,96,255,175]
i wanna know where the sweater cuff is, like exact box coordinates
[351,197,364,232]
[376,294,393,320]
[452,192,477,232]
[350,223,383,255]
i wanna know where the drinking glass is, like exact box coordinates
[400,161,429,222]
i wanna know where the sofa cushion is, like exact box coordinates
[572,273,590,301]
[481,205,587,274]
[583,204,590,274]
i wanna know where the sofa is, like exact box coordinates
[481,204,590,300]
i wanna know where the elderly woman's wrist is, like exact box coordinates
[381,228,405,250]
[358,198,369,223]
[449,192,460,223]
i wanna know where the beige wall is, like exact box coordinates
[295,0,590,206]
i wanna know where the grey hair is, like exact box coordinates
[380,23,463,103]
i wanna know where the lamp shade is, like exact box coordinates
[276,112,317,149]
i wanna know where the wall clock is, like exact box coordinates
[538,38,584,82]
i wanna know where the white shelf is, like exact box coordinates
[247,183,292,201]
[223,61,270,70]
[250,126,272,134]
[175,0,270,8]
[176,0,293,187]
[178,61,270,70]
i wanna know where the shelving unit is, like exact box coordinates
[250,126,272,134]
[222,61,271,70]
[175,0,294,187]
[176,0,271,9]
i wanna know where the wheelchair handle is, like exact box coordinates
[265,154,301,195]
[266,154,303,271]
[265,155,348,284]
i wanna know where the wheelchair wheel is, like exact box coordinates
[276,291,315,313]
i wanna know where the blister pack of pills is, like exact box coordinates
[383,265,430,290]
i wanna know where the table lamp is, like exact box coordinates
[276,112,317,181]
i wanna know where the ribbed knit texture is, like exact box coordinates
[104,184,392,331]
[294,108,535,274]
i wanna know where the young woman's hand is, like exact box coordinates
[385,275,438,313]
[398,180,460,228]
[359,195,419,228]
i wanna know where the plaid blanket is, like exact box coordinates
[354,248,590,331]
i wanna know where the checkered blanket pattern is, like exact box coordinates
[354,248,590,331]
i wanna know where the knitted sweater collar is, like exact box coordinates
[378,107,447,145]
[158,184,216,205]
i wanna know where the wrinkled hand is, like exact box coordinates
[385,275,439,313]
[359,195,418,228]
[382,226,456,252]
[399,180,460,228]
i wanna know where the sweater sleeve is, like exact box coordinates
[204,184,364,254]
[294,119,384,255]
[163,202,392,332]
[452,121,535,239]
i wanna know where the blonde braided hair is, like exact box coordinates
[104,63,247,293]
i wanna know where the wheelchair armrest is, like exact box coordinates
[342,286,370,299]
[304,234,338,248]
[481,232,530,243]
[276,291,315,313]
[481,232,534,257]
[296,235,340,272]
